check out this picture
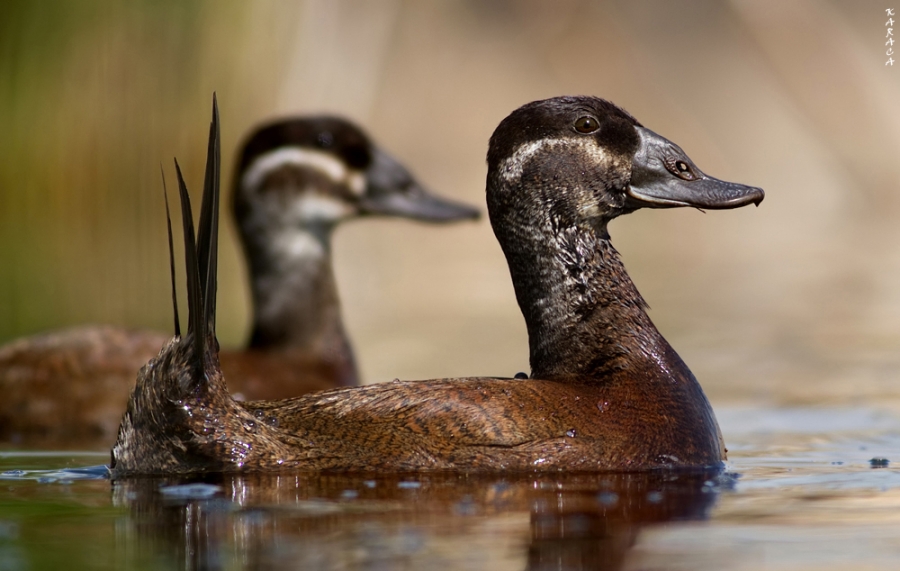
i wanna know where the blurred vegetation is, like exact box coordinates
[0,0,275,345]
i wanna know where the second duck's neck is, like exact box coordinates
[241,223,352,362]
[493,199,673,381]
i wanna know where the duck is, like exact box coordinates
[0,112,479,446]
[110,95,764,476]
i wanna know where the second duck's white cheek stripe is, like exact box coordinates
[242,148,349,191]
[346,171,366,197]
[290,194,353,222]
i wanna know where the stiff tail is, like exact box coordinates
[165,93,221,366]
[111,94,224,477]
[161,166,180,338]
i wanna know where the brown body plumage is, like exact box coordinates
[111,95,763,476]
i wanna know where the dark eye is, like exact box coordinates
[316,131,334,148]
[574,116,600,134]
[665,158,698,180]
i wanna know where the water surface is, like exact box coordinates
[2,405,898,570]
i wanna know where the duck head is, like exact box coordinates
[486,96,763,235]
[486,96,764,380]
[234,117,479,245]
[232,116,479,354]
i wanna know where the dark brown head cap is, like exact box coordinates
[235,116,479,224]
[487,96,642,174]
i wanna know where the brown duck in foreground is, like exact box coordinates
[0,113,478,447]
[111,95,764,476]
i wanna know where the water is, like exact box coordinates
[1,405,898,570]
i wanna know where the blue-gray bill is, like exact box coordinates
[359,148,480,222]
[627,127,764,210]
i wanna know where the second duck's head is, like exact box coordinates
[234,116,479,253]
[486,96,764,238]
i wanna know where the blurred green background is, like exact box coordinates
[2,0,900,407]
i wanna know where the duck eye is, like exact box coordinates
[316,131,334,148]
[574,116,600,134]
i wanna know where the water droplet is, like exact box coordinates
[398,481,421,489]
[597,491,618,506]
[455,495,477,515]
[870,457,890,468]
[254,409,265,419]
[244,420,257,432]
[341,489,359,499]
[514,372,528,379]
[159,483,222,499]
[565,428,577,438]
[364,480,377,488]
[268,416,279,428]
[647,491,664,503]
[597,401,609,413]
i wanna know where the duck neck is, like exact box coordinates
[240,223,354,367]
[491,192,675,382]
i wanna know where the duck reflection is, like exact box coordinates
[112,468,727,570]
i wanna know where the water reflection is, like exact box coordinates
[112,469,727,570]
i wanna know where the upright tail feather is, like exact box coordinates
[161,166,181,338]
[172,93,220,370]
[111,94,226,475]
[196,94,220,336]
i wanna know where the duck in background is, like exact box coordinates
[0,112,479,447]
[111,95,763,476]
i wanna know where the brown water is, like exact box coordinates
[2,405,898,570]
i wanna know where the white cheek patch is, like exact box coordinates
[289,194,354,222]
[241,147,350,192]
[346,171,366,197]
[499,139,560,182]
[499,137,611,183]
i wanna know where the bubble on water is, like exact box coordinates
[597,491,618,506]
[869,457,890,468]
[159,483,222,499]
[455,495,477,515]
